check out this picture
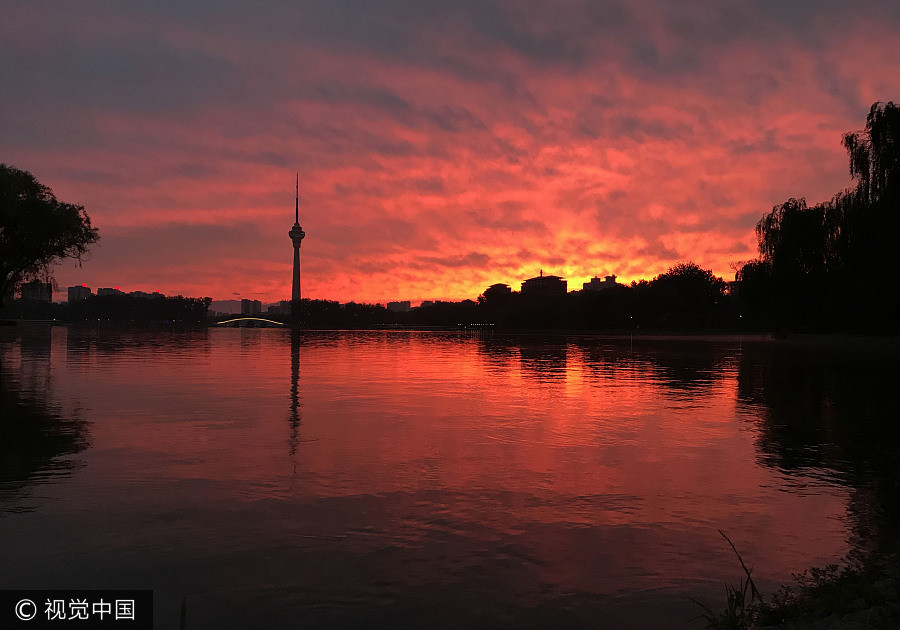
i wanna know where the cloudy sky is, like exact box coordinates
[2,1,899,304]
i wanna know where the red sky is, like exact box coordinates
[2,1,899,304]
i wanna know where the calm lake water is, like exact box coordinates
[1,327,897,629]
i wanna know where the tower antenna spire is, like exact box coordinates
[288,173,306,308]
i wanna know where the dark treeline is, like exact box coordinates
[289,299,396,328]
[470,261,735,331]
[6,294,213,324]
[283,261,737,332]
[737,101,900,332]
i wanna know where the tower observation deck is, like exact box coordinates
[289,174,305,304]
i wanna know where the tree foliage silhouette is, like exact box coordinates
[740,101,900,331]
[645,262,727,329]
[0,164,99,309]
[843,101,900,205]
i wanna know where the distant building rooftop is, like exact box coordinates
[521,271,566,296]
[582,275,618,292]
[67,284,92,302]
[20,279,52,302]
[387,301,411,313]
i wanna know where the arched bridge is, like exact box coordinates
[214,317,286,328]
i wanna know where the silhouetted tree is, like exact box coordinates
[0,164,99,309]
[740,101,900,331]
[735,260,776,326]
[751,198,832,327]
[755,198,827,278]
[63,294,212,324]
[647,262,727,329]
[843,101,900,206]
[288,298,395,328]
[477,283,513,306]
[406,300,478,327]
[560,284,632,330]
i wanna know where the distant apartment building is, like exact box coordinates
[267,300,292,316]
[67,284,92,302]
[521,271,567,296]
[20,279,52,302]
[241,299,262,315]
[387,301,411,313]
[582,275,618,292]
[97,287,125,296]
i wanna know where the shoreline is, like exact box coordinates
[3,319,899,350]
[756,552,899,629]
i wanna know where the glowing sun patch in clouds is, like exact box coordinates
[2,0,899,303]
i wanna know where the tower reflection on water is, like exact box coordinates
[288,328,302,465]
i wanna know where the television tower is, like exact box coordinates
[289,174,306,304]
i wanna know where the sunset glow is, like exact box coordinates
[3,1,899,304]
